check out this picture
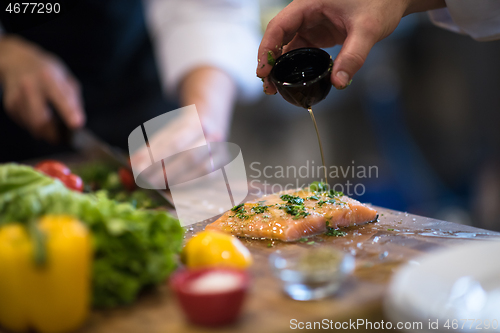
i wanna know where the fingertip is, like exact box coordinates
[262,77,277,95]
[263,85,277,95]
[331,71,351,90]
[332,32,374,89]
[256,51,274,78]
[256,55,264,76]
[256,67,267,79]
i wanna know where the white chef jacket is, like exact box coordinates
[428,0,500,41]
[144,0,262,101]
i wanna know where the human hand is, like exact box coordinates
[0,35,85,142]
[257,0,446,93]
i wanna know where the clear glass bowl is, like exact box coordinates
[269,247,355,301]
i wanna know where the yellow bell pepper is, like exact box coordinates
[0,215,92,333]
[182,230,252,269]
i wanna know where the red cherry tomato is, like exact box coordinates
[119,167,136,191]
[35,160,71,179]
[61,174,84,192]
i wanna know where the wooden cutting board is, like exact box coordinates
[75,207,500,333]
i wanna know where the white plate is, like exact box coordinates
[385,240,500,332]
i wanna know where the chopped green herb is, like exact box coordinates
[317,200,329,207]
[235,212,249,219]
[230,203,250,219]
[251,204,270,214]
[299,238,308,243]
[279,204,309,219]
[306,195,319,200]
[231,203,244,211]
[306,241,315,245]
[280,194,304,205]
[308,182,343,198]
[267,243,273,248]
[327,190,344,198]
[325,228,347,237]
[309,181,328,192]
[387,228,394,231]
[317,199,345,207]
[267,51,275,66]
[279,194,309,219]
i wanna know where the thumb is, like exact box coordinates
[331,31,376,89]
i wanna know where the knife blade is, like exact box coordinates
[71,128,129,166]
[70,128,176,209]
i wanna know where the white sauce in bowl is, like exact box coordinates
[189,272,243,294]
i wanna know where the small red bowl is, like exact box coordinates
[170,268,250,327]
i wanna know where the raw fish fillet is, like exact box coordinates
[205,189,377,242]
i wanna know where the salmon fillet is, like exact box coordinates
[205,188,377,242]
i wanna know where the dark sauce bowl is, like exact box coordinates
[270,48,333,109]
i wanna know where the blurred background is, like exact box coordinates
[230,0,500,231]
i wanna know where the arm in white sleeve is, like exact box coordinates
[428,0,500,41]
[144,0,262,101]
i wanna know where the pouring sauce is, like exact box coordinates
[269,48,333,185]
[307,108,328,184]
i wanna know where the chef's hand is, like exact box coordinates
[130,66,236,187]
[0,35,85,142]
[257,0,446,93]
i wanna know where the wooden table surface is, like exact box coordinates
[74,206,500,333]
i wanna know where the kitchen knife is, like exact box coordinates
[51,109,175,209]
[70,128,176,209]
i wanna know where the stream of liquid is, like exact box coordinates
[308,108,328,184]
